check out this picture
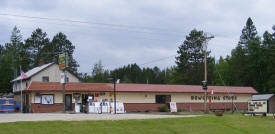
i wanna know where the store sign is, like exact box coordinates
[59,53,67,70]
[60,73,65,83]
[191,95,237,101]
[170,102,177,112]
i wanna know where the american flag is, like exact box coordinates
[20,70,27,79]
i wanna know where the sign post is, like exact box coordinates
[202,80,207,113]
[170,102,177,112]
[59,53,67,112]
[229,93,234,113]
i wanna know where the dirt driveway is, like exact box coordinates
[0,113,199,123]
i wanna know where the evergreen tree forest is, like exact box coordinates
[0,27,79,92]
[1,17,275,94]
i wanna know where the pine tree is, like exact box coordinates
[175,29,215,85]
[239,17,258,48]
[43,32,79,73]
[262,27,275,93]
[25,28,50,68]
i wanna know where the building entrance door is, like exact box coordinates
[65,94,72,111]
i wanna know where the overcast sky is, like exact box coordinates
[0,0,274,74]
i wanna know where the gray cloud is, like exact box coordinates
[0,0,274,73]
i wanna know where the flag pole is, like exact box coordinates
[20,65,23,113]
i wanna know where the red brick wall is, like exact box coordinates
[30,103,75,113]
[124,102,248,112]
[30,103,63,113]
[124,103,167,112]
[176,102,248,111]
[30,102,248,113]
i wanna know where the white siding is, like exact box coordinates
[13,64,80,93]
[30,64,79,83]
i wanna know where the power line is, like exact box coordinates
[139,54,178,66]
[0,13,186,37]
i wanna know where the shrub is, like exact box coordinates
[158,106,169,112]
[145,109,152,113]
[177,109,183,112]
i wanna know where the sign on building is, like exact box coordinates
[59,53,68,70]
[60,72,65,83]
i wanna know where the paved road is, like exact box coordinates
[0,113,199,123]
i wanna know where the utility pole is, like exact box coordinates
[114,80,117,114]
[202,35,214,114]
[20,65,23,113]
[62,71,66,112]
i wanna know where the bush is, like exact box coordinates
[177,109,183,112]
[158,106,169,112]
[145,109,152,113]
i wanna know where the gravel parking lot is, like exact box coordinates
[0,113,199,123]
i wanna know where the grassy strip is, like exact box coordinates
[0,114,274,134]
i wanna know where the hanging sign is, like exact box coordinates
[60,72,65,83]
[59,53,67,70]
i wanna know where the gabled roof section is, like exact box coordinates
[252,94,274,100]
[11,62,55,82]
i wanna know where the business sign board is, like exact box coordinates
[59,53,67,70]
[60,72,65,83]
[170,102,177,112]
[248,100,267,113]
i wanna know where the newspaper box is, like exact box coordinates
[88,102,101,113]
[110,102,125,114]
[101,102,110,113]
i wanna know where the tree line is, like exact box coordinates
[1,17,274,94]
[0,27,79,92]
[82,17,275,94]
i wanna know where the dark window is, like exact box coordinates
[156,95,171,104]
[66,77,69,82]
[42,76,49,82]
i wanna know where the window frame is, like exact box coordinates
[42,76,49,82]
[41,94,54,105]
[34,95,41,104]
[155,95,171,104]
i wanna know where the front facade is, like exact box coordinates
[25,82,257,113]
[12,63,257,113]
[11,63,80,112]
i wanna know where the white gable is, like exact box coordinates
[11,63,54,82]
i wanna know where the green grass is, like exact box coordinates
[0,114,275,134]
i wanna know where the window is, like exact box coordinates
[34,95,41,103]
[156,95,171,104]
[15,82,17,91]
[41,95,54,104]
[42,76,49,82]
[66,77,69,82]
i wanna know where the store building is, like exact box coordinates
[12,62,258,113]
[25,82,257,113]
[11,62,81,112]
